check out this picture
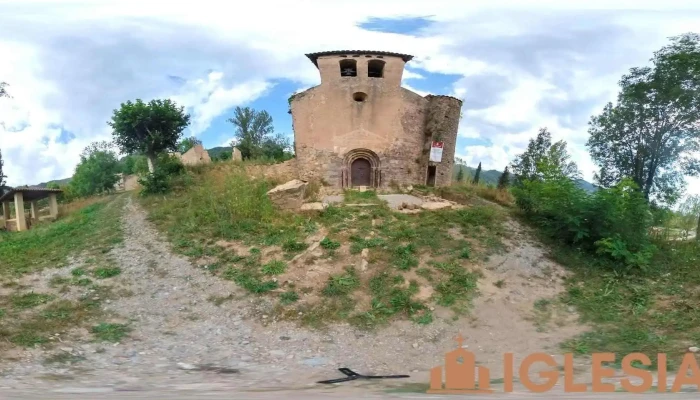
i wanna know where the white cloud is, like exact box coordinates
[0,0,699,199]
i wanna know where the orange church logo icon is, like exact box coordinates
[428,334,493,394]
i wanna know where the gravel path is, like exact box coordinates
[1,196,596,396]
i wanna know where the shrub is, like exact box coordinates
[138,168,171,195]
[513,175,655,271]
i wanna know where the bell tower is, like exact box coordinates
[305,50,413,88]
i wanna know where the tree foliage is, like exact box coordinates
[227,106,292,161]
[0,148,6,188]
[108,99,191,172]
[0,82,8,98]
[456,166,464,182]
[511,128,580,183]
[497,166,510,189]
[512,129,654,271]
[678,195,700,240]
[69,141,121,198]
[120,154,149,176]
[472,162,482,184]
[587,33,700,204]
[177,137,202,154]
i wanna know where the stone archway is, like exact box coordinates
[342,149,381,188]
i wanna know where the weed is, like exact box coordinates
[322,267,360,296]
[10,332,48,347]
[433,262,479,308]
[11,293,53,309]
[393,244,419,270]
[282,239,308,253]
[280,291,300,305]
[91,323,130,342]
[459,246,471,259]
[74,277,92,286]
[49,276,71,287]
[261,260,287,275]
[320,237,341,250]
[494,279,506,288]
[93,266,121,279]
[223,268,278,294]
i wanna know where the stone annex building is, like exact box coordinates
[289,50,463,188]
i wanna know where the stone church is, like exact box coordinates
[289,50,462,188]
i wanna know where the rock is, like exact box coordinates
[301,357,329,367]
[359,259,369,272]
[177,362,198,371]
[361,248,369,259]
[60,347,73,353]
[232,147,243,162]
[689,346,700,353]
[421,201,452,211]
[412,343,418,349]
[280,336,291,341]
[267,179,308,210]
[269,350,285,358]
[300,202,326,211]
[240,355,253,361]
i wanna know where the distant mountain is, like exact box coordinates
[453,164,598,192]
[34,177,72,188]
[207,146,233,159]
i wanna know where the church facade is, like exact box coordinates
[289,50,462,188]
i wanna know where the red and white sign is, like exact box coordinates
[429,141,444,162]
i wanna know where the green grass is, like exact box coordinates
[140,166,508,329]
[0,196,124,276]
[544,233,700,370]
[343,190,380,204]
[280,291,300,305]
[91,323,130,342]
[11,293,53,309]
[320,237,340,250]
[93,266,121,279]
[261,260,286,275]
[322,267,360,296]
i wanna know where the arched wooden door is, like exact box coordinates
[351,158,371,187]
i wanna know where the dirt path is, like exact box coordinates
[1,197,590,395]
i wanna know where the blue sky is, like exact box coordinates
[1,0,699,196]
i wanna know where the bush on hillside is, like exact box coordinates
[138,154,186,195]
[513,176,655,271]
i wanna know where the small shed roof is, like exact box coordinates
[305,50,414,68]
[0,186,63,203]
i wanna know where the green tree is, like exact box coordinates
[69,141,121,197]
[177,137,202,154]
[456,166,464,182]
[108,99,191,173]
[45,182,60,189]
[227,106,290,161]
[679,195,700,241]
[472,162,482,184]
[511,127,580,182]
[587,33,700,203]
[497,166,510,189]
[0,82,8,98]
[0,148,6,187]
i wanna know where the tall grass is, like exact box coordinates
[145,168,308,247]
[439,181,515,207]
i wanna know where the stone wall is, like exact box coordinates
[424,95,462,187]
[176,144,211,166]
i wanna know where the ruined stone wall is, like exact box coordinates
[177,144,211,166]
[243,159,299,184]
[423,95,463,187]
